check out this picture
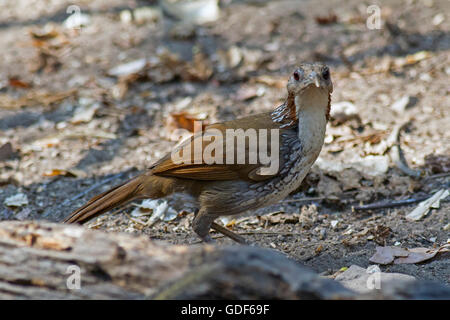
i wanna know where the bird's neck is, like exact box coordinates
[271,89,330,151]
[294,89,329,152]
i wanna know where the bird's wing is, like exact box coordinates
[151,113,290,182]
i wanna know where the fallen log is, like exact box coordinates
[0,221,448,300]
[0,220,351,299]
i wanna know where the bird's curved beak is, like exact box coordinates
[305,71,321,88]
[314,76,320,88]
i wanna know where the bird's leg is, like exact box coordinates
[211,222,249,245]
[193,208,249,245]
[192,208,217,243]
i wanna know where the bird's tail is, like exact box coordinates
[63,176,144,224]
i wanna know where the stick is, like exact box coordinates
[352,194,450,211]
[389,121,422,178]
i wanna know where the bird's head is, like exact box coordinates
[287,63,333,96]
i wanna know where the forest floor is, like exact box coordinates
[0,0,448,286]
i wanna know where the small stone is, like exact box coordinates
[120,10,133,24]
[391,95,417,113]
[4,193,28,207]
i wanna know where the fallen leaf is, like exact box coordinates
[9,77,32,89]
[131,199,178,226]
[70,102,100,124]
[43,169,84,178]
[29,27,60,40]
[0,89,76,109]
[394,246,449,264]
[315,13,338,25]
[43,169,66,177]
[0,142,17,161]
[165,111,209,141]
[391,95,417,113]
[406,189,449,221]
[108,59,147,77]
[369,246,410,264]
[370,245,450,265]
[315,244,324,254]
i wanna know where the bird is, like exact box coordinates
[63,62,333,244]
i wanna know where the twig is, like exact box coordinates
[230,230,304,237]
[389,121,422,178]
[283,191,359,204]
[282,196,326,203]
[352,194,450,211]
[424,172,450,180]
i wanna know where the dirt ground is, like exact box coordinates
[0,0,448,287]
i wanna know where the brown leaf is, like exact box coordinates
[9,77,32,89]
[30,28,60,41]
[0,89,76,109]
[370,245,449,265]
[369,246,409,264]
[165,111,209,141]
[315,13,338,25]
[43,169,85,178]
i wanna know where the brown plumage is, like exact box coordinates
[63,62,333,243]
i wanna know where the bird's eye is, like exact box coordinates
[322,68,330,80]
[293,71,300,81]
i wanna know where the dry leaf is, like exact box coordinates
[70,102,100,124]
[131,199,178,226]
[165,111,209,141]
[43,169,84,178]
[9,77,32,89]
[0,89,76,109]
[315,13,338,25]
[370,245,450,265]
[108,59,147,77]
[43,169,66,177]
[406,189,449,221]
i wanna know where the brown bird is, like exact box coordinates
[63,62,333,244]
